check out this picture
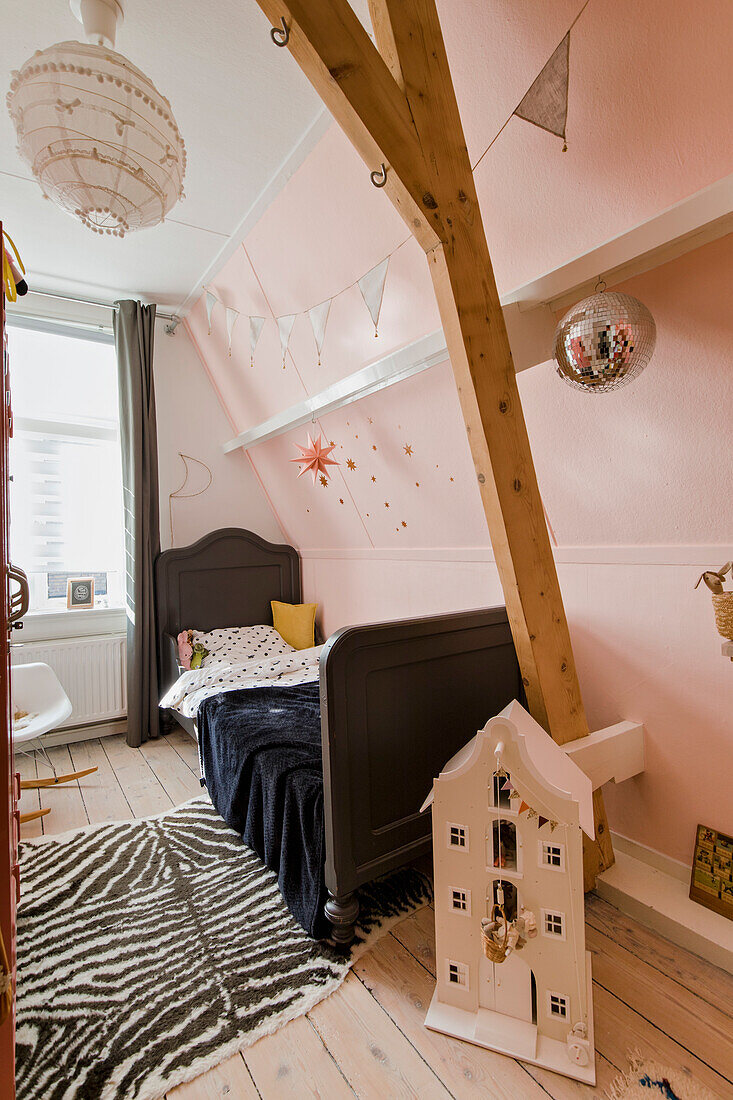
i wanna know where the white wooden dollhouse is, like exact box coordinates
[421,700,602,1085]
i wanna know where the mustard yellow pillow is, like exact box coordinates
[271,601,317,650]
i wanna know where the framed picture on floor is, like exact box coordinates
[690,824,733,920]
[66,576,95,610]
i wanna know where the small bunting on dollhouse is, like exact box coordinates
[527,808,538,820]
[549,820,559,832]
[518,801,530,815]
[538,816,548,829]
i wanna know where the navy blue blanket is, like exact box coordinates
[197,682,328,937]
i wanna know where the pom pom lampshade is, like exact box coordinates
[6,1,186,238]
[553,290,656,393]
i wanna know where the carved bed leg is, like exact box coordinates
[324,891,359,946]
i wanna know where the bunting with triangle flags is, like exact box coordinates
[358,257,390,337]
[277,314,297,369]
[249,316,265,367]
[308,299,332,366]
[205,289,217,335]
[225,307,239,358]
[514,32,570,150]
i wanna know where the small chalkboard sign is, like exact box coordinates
[690,824,733,921]
[66,576,95,610]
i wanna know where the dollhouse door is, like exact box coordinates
[479,952,534,1021]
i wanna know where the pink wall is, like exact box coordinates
[176,0,733,865]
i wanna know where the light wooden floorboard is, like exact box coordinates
[18,734,733,1100]
[16,751,43,839]
[244,1014,355,1098]
[69,737,134,826]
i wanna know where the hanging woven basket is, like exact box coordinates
[711,593,733,641]
[695,562,733,641]
[481,904,509,963]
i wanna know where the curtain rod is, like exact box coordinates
[26,288,181,334]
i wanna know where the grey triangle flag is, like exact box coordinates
[514,33,569,142]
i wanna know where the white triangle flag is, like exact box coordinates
[308,299,332,365]
[277,314,297,369]
[205,289,218,335]
[358,257,389,336]
[249,316,265,367]
[514,33,570,146]
[225,307,239,358]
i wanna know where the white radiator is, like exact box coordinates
[11,634,127,729]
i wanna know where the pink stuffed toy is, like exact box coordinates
[177,630,194,670]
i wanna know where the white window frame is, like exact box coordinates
[489,817,521,876]
[541,908,566,940]
[446,959,469,989]
[547,990,570,1020]
[449,886,471,916]
[539,839,565,872]
[447,822,469,851]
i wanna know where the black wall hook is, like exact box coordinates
[370,163,388,188]
[270,17,290,46]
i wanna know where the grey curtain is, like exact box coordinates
[114,301,160,747]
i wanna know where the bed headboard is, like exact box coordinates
[155,527,301,693]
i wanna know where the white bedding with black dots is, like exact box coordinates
[160,625,322,719]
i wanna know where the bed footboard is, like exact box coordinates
[319,605,521,933]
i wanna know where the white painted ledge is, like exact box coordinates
[563,721,645,789]
[596,849,733,973]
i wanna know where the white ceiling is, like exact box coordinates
[0,0,370,312]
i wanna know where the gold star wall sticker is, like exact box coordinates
[401,520,407,527]
[404,444,413,456]
[367,417,374,425]
[319,474,328,487]
[371,475,377,483]
[384,501,390,508]
[346,458,357,471]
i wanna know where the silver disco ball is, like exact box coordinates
[553,291,656,393]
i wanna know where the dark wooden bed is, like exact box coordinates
[155,527,521,941]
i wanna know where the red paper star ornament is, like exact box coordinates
[291,433,340,485]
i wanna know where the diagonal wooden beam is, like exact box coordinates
[367,0,612,886]
[252,0,613,886]
[254,0,439,249]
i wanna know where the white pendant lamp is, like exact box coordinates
[6,0,186,237]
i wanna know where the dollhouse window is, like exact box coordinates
[450,888,471,914]
[490,771,512,810]
[491,880,518,921]
[448,823,468,850]
[492,819,517,871]
[541,909,566,939]
[548,992,569,1019]
[540,841,565,871]
[447,960,469,988]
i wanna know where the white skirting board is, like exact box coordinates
[424,952,596,1086]
[597,845,733,973]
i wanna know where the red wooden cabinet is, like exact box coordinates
[0,229,17,1099]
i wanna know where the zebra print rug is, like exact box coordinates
[15,796,431,1100]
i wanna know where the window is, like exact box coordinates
[446,960,469,988]
[548,992,569,1019]
[8,322,125,615]
[490,770,512,810]
[540,841,565,871]
[450,888,471,914]
[492,819,518,871]
[541,909,566,939]
[448,823,468,850]
[490,879,518,922]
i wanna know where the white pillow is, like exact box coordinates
[191,625,295,668]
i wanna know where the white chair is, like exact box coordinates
[12,662,96,823]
